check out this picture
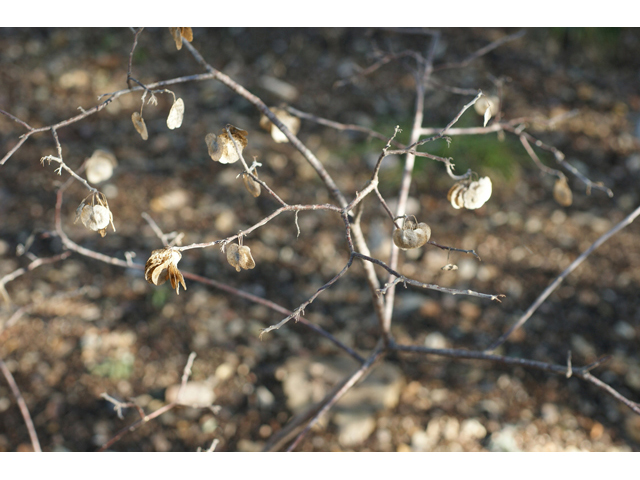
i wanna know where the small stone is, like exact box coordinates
[488,425,521,452]
[256,386,275,408]
[424,332,448,349]
[334,412,376,447]
[459,418,487,441]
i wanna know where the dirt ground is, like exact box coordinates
[1,27,640,452]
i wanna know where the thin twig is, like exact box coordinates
[0,251,72,305]
[433,30,526,72]
[487,202,640,352]
[286,344,386,451]
[0,358,42,452]
[392,343,640,416]
[98,352,199,451]
[260,260,353,338]
[127,28,144,90]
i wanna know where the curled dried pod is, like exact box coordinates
[132,111,148,140]
[85,149,117,184]
[243,171,261,197]
[461,176,492,210]
[259,107,301,143]
[167,98,185,130]
[553,176,573,207]
[393,218,431,250]
[447,177,492,210]
[226,243,256,272]
[205,125,248,164]
[447,182,466,209]
[144,248,186,294]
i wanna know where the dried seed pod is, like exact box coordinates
[81,204,111,233]
[553,176,573,207]
[74,192,116,237]
[144,248,187,294]
[85,149,117,184]
[259,107,301,143]
[132,112,148,140]
[243,172,261,197]
[226,243,256,272]
[180,27,193,42]
[474,95,500,117]
[167,98,185,130]
[461,176,492,210]
[393,219,431,250]
[447,182,466,209]
[448,177,492,210]
[169,27,192,50]
[205,125,248,164]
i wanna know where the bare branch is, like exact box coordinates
[433,30,526,72]
[487,202,640,352]
[0,358,41,452]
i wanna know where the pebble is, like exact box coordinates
[459,418,487,441]
[488,425,521,452]
[334,411,377,447]
[424,332,448,349]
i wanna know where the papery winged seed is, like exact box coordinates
[226,244,242,272]
[474,96,499,117]
[151,262,170,286]
[180,27,193,42]
[170,27,183,50]
[243,172,261,197]
[393,221,430,250]
[448,183,465,209]
[227,125,249,148]
[226,244,255,271]
[167,98,185,130]
[85,150,117,184]
[462,177,492,210]
[206,126,248,164]
[205,133,222,162]
[81,204,111,231]
[416,222,431,243]
[260,107,301,143]
[483,105,492,127]
[238,246,255,270]
[132,112,148,140]
[553,177,573,207]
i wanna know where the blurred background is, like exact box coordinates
[1,27,639,451]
